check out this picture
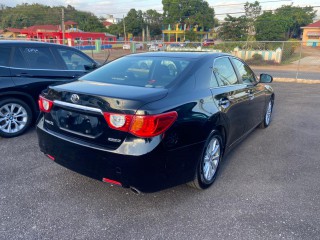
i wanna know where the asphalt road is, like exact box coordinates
[1,83,320,240]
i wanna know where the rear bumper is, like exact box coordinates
[37,117,202,192]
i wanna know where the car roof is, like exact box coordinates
[127,51,230,59]
[0,40,68,48]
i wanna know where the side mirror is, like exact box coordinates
[260,73,273,83]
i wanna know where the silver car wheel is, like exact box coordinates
[202,137,220,182]
[265,101,272,126]
[0,103,28,133]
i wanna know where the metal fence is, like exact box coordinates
[79,40,319,81]
[1,38,319,80]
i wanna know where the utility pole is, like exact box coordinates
[123,15,126,42]
[62,8,65,45]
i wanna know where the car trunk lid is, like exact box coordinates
[42,80,168,149]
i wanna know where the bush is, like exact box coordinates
[246,54,277,66]
[282,39,300,61]
[252,53,263,61]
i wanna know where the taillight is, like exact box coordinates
[103,111,178,138]
[130,112,178,138]
[103,113,133,132]
[38,96,54,113]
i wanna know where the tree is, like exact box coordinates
[143,9,162,37]
[255,11,287,41]
[244,1,261,20]
[218,15,248,41]
[108,21,123,37]
[162,0,215,31]
[255,5,316,41]
[0,3,106,32]
[244,1,261,40]
[124,9,144,37]
[274,5,316,38]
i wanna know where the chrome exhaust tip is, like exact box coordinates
[130,186,141,195]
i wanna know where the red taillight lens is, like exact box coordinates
[38,96,54,113]
[130,112,178,138]
[103,111,178,138]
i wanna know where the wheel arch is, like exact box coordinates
[205,112,228,153]
[271,93,275,101]
[0,92,38,121]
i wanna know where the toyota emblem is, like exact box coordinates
[70,94,80,103]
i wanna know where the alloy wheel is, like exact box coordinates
[265,101,273,126]
[202,137,221,182]
[0,103,28,134]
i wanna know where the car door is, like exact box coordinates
[53,47,97,80]
[231,57,266,131]
[9,46,75,101]
[211,57,252,147]
[0,46,15,91]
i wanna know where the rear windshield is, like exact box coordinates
[80,56,191,88]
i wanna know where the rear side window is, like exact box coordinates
[12,48,28,68]
[213,57,238,86]
[15,47,58,69]
[57,49,93,70]
[0,47,11,66]
[81,56,191,88]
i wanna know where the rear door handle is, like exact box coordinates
[218,99,230,108]
[247,93,254,100]
[246,89,254,100]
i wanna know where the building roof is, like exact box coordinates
[103,21,113,27]
[24,25,60,32]
[6,28,23,33]
[301,20,320,28]
[65,21,78,25]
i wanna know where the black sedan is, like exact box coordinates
[37,52,274,193]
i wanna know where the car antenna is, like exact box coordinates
[102,49,111,65]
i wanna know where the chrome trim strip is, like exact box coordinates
[53,100,103,114]
[59,127,96,139]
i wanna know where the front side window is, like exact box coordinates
[213,57,238,86]
[80,56,192,88]
[18,47,58,69]
[57,49,93,70]
[0,47,11,67]
[232,58,257,85]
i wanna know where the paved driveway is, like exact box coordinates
[1,83,319,240]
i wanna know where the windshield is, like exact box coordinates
[80,56,191,88]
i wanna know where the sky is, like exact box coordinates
[1,0,320,20]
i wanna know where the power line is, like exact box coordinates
[211,0,292,8]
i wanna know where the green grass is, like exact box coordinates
[281,53,307,65]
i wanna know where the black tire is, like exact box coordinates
[0,98,33,138]
[188,132,223,190]
[259,98,273,129]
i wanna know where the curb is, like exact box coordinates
[274,78,320,84]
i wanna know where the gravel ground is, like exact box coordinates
[1,82,320,240]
